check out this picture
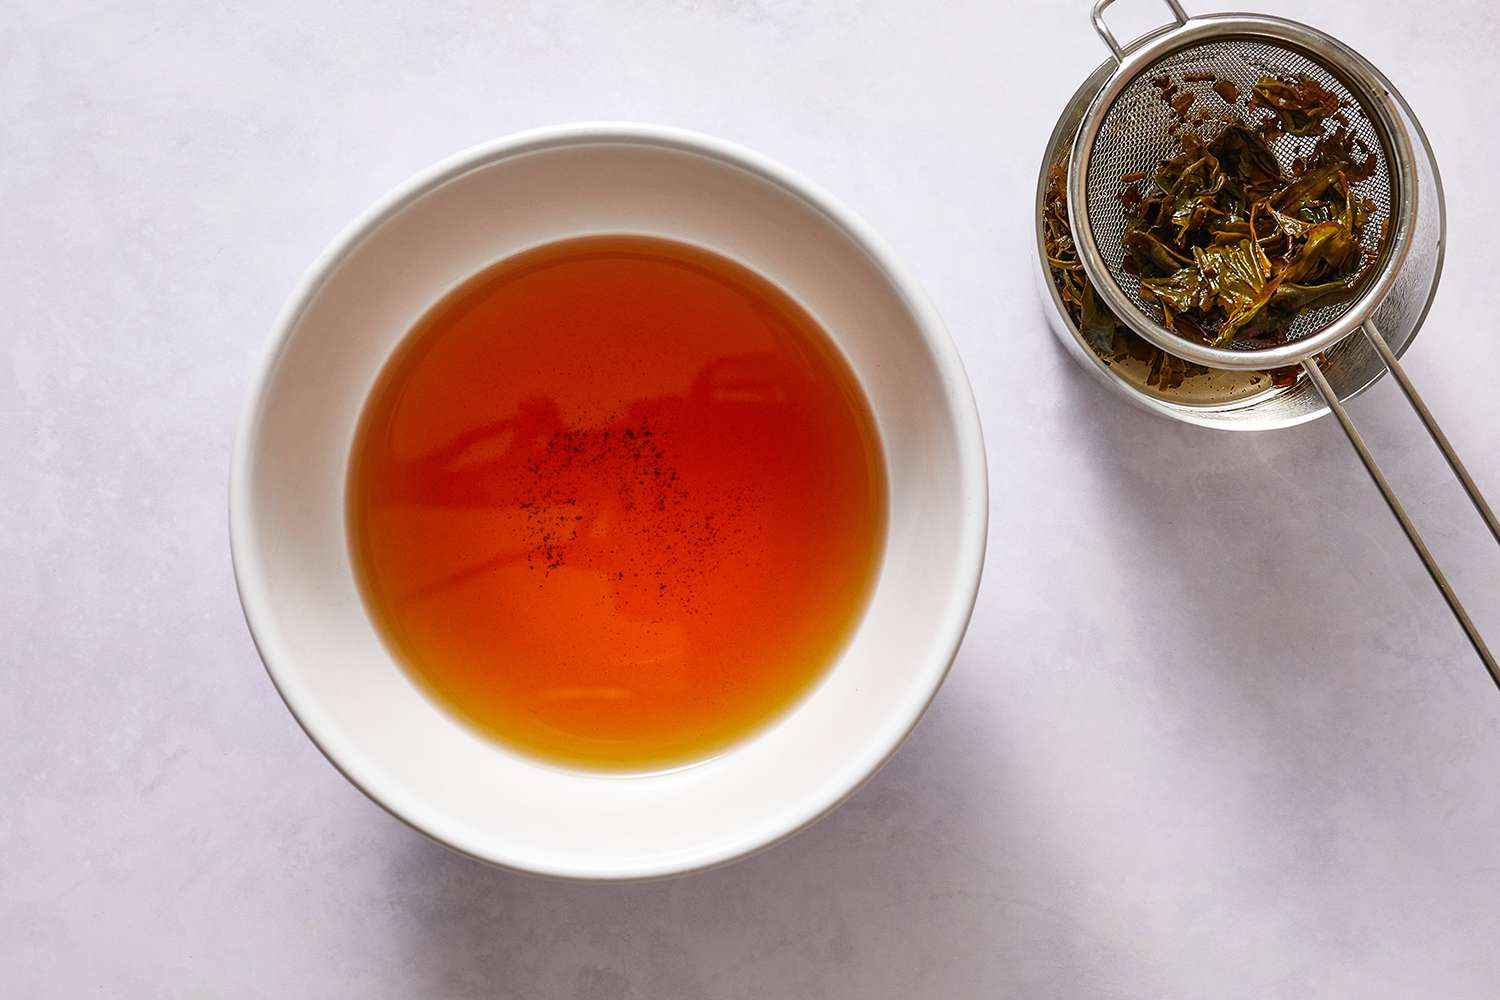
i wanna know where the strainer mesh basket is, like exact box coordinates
[1082,37,1397,350]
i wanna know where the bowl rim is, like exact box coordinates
[228,121,988,880]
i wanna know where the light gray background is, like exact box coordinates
[5,0,1500,996]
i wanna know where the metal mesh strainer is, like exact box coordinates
[1068,3,1419,369]
[1065,0,1500,683]
[1085,37,1397,350]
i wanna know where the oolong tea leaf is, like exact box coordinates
[1249,73,1340,137]
[1121,102,1379,348]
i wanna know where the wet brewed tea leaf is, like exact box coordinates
[1118,78,1377,350]
[1250,74,1340,137]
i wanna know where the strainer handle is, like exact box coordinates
[1301,341,1500,690]
[1091,0,1189,61]
[1362,324,1500,546]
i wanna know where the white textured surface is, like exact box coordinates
[5,0,1500,995]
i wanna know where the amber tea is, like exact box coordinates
[348,235,887,770]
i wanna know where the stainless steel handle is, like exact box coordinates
[1362,322,1500,546]
[1301,345,1499,689]
[1091,0,1189,61]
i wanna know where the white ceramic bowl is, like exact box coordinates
[230,123,986,879]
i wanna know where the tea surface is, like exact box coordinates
[349,235,886,770]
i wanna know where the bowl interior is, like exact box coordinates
[232,127,986,878]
